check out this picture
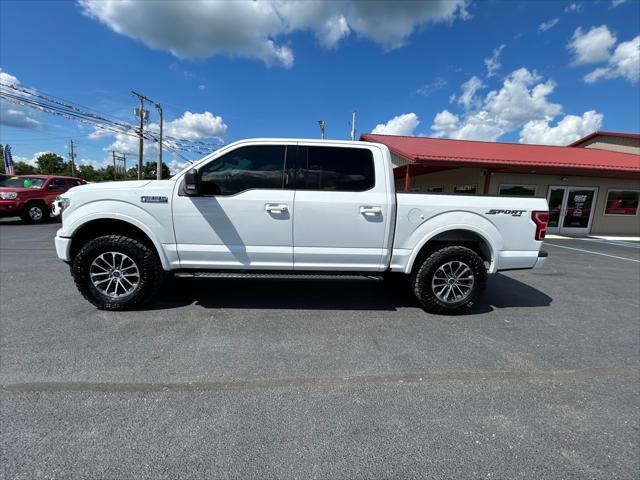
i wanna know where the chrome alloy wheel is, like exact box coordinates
[89,252,140,298]
[28,205,43,221]
[431,260,475,304]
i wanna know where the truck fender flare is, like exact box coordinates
[64,201,173,270]
[404,212,503,274]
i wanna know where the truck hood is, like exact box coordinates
[72,180,153,191]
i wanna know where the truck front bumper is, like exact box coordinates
[55,235,72,263]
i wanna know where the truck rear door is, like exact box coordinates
[291,144,390,271]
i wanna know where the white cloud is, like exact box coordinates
[14,151,60,167]
[78,0,469,67]
[568,25,616,65]
[484,44,506,77]
[519,110,603,145]
[197,84,206,91]
[565,3,583,13]
[430,68,569,142]
[0,70,42,130]
[611,0,627,7]
[79,158,105,169]
[416,77,447,97]
[91,110,228,163]
[539,18,559,32]
[167,159,190,175]
[456,76,485,109]
[0,70,20,87]
[371,113,420,136]
[317,15,351,49]
[160,111,227,143]
[584,35,640,84]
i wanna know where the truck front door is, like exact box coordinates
[292,144,390,271]
[172,144,294,269]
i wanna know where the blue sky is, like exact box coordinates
[1,0,639,172]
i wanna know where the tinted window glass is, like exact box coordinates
[499,184,536,196]
[48,179,66,189]
[199,146,286,195]
[297,146,374,192]
[605,190,639,215]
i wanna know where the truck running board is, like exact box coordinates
[173,271,384,281]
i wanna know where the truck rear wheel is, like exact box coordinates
[71,235,164,311]
[411,246,487,315]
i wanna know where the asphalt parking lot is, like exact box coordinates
[1,219,638,480]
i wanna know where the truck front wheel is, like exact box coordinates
[21,202,47,224]
[71,235,164,310]
[411,246,487,315]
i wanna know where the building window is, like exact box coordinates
[499,184,536,197]
[426,186,444,193]
[454,184,477,195]
[604,190,639,216]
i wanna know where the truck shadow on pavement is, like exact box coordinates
[148,273,552,314]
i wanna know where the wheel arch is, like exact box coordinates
[68,217,170,270]
[405,225,499,275]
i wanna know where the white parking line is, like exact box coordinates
[574,238,640,249]
[545,243,640,263]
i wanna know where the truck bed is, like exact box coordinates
[390,193,548,273]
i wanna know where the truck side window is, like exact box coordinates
[199,145,286,196]
[297,146,375,192]
[48,179,66,190]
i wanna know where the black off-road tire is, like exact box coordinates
[410,245,487,315]
[72,235,164,311]
[21,202,48,224]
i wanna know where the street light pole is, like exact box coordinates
[318,120,325,140]
[155,103,163,180]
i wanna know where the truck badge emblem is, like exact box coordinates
[485,209,525,217]
[140,196,168,203]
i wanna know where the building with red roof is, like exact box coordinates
[361,131,640,236]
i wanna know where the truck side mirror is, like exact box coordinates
[184,168,201,195]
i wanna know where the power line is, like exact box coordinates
[0,84,222,163]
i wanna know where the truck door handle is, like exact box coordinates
[360,206,382,216]
[265,203,288,214]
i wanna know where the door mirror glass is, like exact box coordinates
[184,168,201,195]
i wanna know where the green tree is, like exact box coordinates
[77,164,100,182]
[13,161,37,174]
[142,161,171,180]
[35,152,68,175]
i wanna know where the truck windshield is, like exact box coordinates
[0,176,46,189]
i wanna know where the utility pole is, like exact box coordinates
[351,111,356,141]
[68,139,76,176]
[318,120,326,140]
[131,91,150,180]
[155,102,163,180]
[112,151,126,181]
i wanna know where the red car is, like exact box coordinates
[0,175,86,223]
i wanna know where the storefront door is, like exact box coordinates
[547,186,598,235]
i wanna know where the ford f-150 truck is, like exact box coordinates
[54,139,549,314]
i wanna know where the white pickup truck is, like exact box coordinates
[55,139,549,314]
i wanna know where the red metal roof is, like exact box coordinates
[361,133,640,174]
[568,131,640,147]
